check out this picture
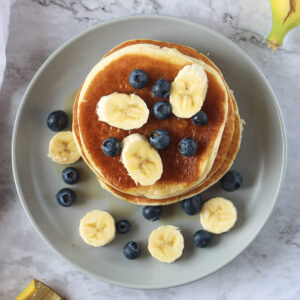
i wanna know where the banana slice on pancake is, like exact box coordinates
[79,210,116,247]
[96,92,149,130]
[48,131,81,164]
[148,225,184,263]
[200,197,237,234]
[121,133,163,186]
[170,64,208,118]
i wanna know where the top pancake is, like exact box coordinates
[76,42,229,199]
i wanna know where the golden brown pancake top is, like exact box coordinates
[78,51,227,190]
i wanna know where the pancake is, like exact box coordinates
[73,39,242,205]
[76,42,230,199]
[73,40,235,183]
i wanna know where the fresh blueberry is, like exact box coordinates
[62,167,80,185]
[153,101,172,120]
[56,188,76,207]
[220,170,243,192]
[129,69,148,89]
[116,220,131,234]
[181,194,203,216]
[123,241,141,260]
[102,137,121,157]
[149,129,170,150]
[178,137,197,156]
[192,111,208,126]
[193,230,212,248]
[47,110,68,132]
[152,79,171,98]
[142,206,162,221]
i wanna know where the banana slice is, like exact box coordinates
[79,210,116,247]
[96,92,149,130]
[121,133,163,186]
[48,131,80,164]
[200,197,237,234]
[148,225,184,263]
[170,64,208,118]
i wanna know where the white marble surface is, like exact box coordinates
[1,0,300,299]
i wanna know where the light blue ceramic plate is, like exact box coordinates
[12,15,287,289]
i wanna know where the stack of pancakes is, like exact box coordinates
[73,40,243,205]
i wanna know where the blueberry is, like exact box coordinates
[129,69,148,89]
[181,194,203,215]
[47,110,68,132]
[149,129,170,150]
[152,79,171,98]
[220,170,243,192]
[62,167,80,185]
[123,241,141,260]
[56,188,76,207]
[178,137,197,156]
[102,137,121,156]
[193,230,212,248]
[116,220,131,234]
[192,111,208,126]
[153,101,172,120]
[142,206,162,221]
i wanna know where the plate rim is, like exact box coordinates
[12,14,287,289]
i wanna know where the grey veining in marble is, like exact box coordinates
[1,0,300,299]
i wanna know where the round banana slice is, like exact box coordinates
[79,210,116,247]
[96,92,149,130]
[121,133,163,186]
[148,225,184,263]
[170,64,208,118]
[200,197,237,234]
[48,131,80,164]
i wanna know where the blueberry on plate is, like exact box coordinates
[123,241,141,260]
[153,101,172,120]
[220,170,243,192]
[102,137,121,157]
[181,194,203,216]
[149,129,170,150]
[129,69,148,89]
[116,220,131,234]
[56,188,76,207]
[192,111,208,126]
[178,137,197,156]
[62,167,80,185]
[47,110,68,132]
[142,206,162,221]
[193,230,212,248]
[152,79,171,98]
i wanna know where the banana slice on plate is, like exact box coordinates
[96,92,149,130]
[121,133,163,186]
[200,197,237,234]
[48,131,80,164]
[79,210,116,247]
[170,64,208,118]
[148,225,184,263]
